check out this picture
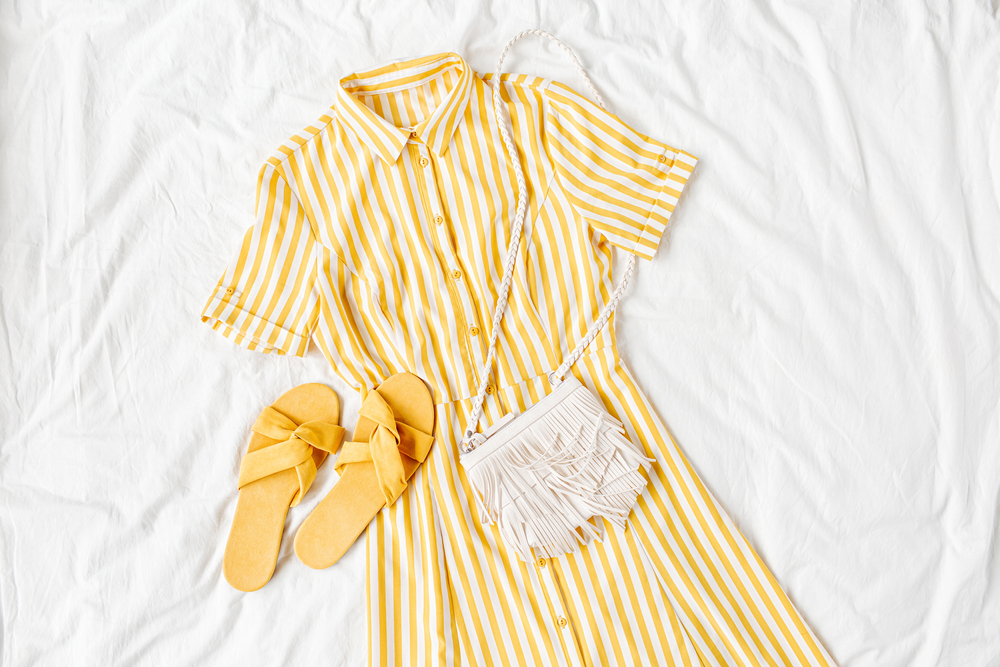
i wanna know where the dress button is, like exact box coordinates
[225,287,234,295]
[434,215,444,226]
[469,326,480,336]
[657,154,667,163]
[409,131,417,139]
[419,156,430,167]
[536,556,546,568]
[557,616,568,628]
[452,269,462,280]
[485,384,494,395]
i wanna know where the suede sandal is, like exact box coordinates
[223,383,345,592]
[294,373,435,569]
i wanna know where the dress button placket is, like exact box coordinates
[416,144,495,398]
[535,554,583,666]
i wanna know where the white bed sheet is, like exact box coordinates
[2,1,998,665]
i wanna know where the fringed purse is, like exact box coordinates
[459,31,654,562]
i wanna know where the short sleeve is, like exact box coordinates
[200,162,321,356]
[544,80,698,260]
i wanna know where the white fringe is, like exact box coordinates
[462,380,653,562]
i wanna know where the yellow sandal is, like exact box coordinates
[223,383,345,591]
[294,373,435,569]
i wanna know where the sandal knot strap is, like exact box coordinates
[237,406,346,506]
[335,389,435,505]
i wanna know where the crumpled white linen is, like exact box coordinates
[1,1,998,665]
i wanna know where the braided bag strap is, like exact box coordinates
[462,30,638,451]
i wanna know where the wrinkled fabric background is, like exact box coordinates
[1,1,998,665]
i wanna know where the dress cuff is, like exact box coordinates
[633,149,699,261]
[200,285,310,357]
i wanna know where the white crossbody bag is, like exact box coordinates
[459,31,654,562]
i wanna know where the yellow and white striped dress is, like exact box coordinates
[202,52,836,667]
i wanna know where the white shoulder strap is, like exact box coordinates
[462,30,638,449]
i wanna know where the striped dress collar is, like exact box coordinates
[335,52,474,163]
